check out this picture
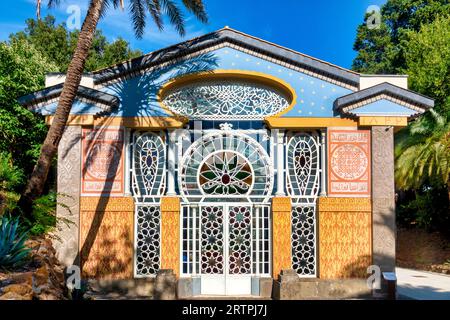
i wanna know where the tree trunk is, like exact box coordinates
[15,0,104,219]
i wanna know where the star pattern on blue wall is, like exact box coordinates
[220,47,353,117]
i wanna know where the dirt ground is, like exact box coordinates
[397,228,450,274]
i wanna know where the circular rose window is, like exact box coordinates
[198,150,254,195]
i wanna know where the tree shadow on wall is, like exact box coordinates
[71,43,219,280]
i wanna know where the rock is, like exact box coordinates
[0,291,33,300]
[33,265,50,288]
[2,283,33,296]
[0,236,68,300]
[11,272,33,286]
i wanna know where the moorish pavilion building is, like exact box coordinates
[19,28,434,299]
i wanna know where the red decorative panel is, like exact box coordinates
[327,130,371,196]
[81,128,124,195]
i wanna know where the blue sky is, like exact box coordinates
[1,0,387,69]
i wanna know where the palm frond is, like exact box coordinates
[160,0,185,36]
[181,0,208,23]
[129,0,147,39]
[145,0,163,31]
[47,0,61,8]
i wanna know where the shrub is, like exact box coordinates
[0,215,30,269]
[397,184,450,235]
[0,152,24,191]
[28,192,57,235]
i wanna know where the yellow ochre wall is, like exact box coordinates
[79,196,135,279]
[318,197,372,279]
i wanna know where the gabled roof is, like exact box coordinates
[334,82,434,115]
[18,83,120,113]
[92,27,360,87]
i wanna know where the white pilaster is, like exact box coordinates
[320,129,327,196]
[167,129,177,196]
[275,129,285,196]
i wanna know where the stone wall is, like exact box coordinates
[371,126,396,272]
[54,126,81,267]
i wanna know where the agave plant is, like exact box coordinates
[0,215,31,269]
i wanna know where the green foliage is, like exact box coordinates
[395,112,450,189]
[397,185,450,233]
[0,152,24,191]
[0,38,58,177]
[27,192,57,236]
[352,0,450,74]
[353,1,450,232]
[10,15,143,72]
[402,15,450,114]
[0,215,31,269]
[394,16,450,189]
[0,15,142,196]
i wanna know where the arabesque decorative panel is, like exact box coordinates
[54,126,81,267]
[328,130,371,196]
[81,127,124,195]
[318,197,372,279]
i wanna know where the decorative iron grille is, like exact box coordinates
[162,79,290,120]
[291,204,316,276]
[287,132,320,277]
[179,131,273,203]
[286,133,320,198]
[228,206,252,274]
[200,206,224,274]
[132,132,165,202]
[135,205,161,276]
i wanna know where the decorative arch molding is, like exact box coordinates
[158,70,297,120]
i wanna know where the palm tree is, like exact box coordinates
[395,110,450,199]
[16,0,208,218]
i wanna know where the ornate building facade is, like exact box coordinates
[20,28,433,298]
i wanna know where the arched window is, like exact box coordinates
[160,72,294,120]
[286,132,320,277]
[286,133,320,198]
[179,131,274,202]
[132,131,166,202]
